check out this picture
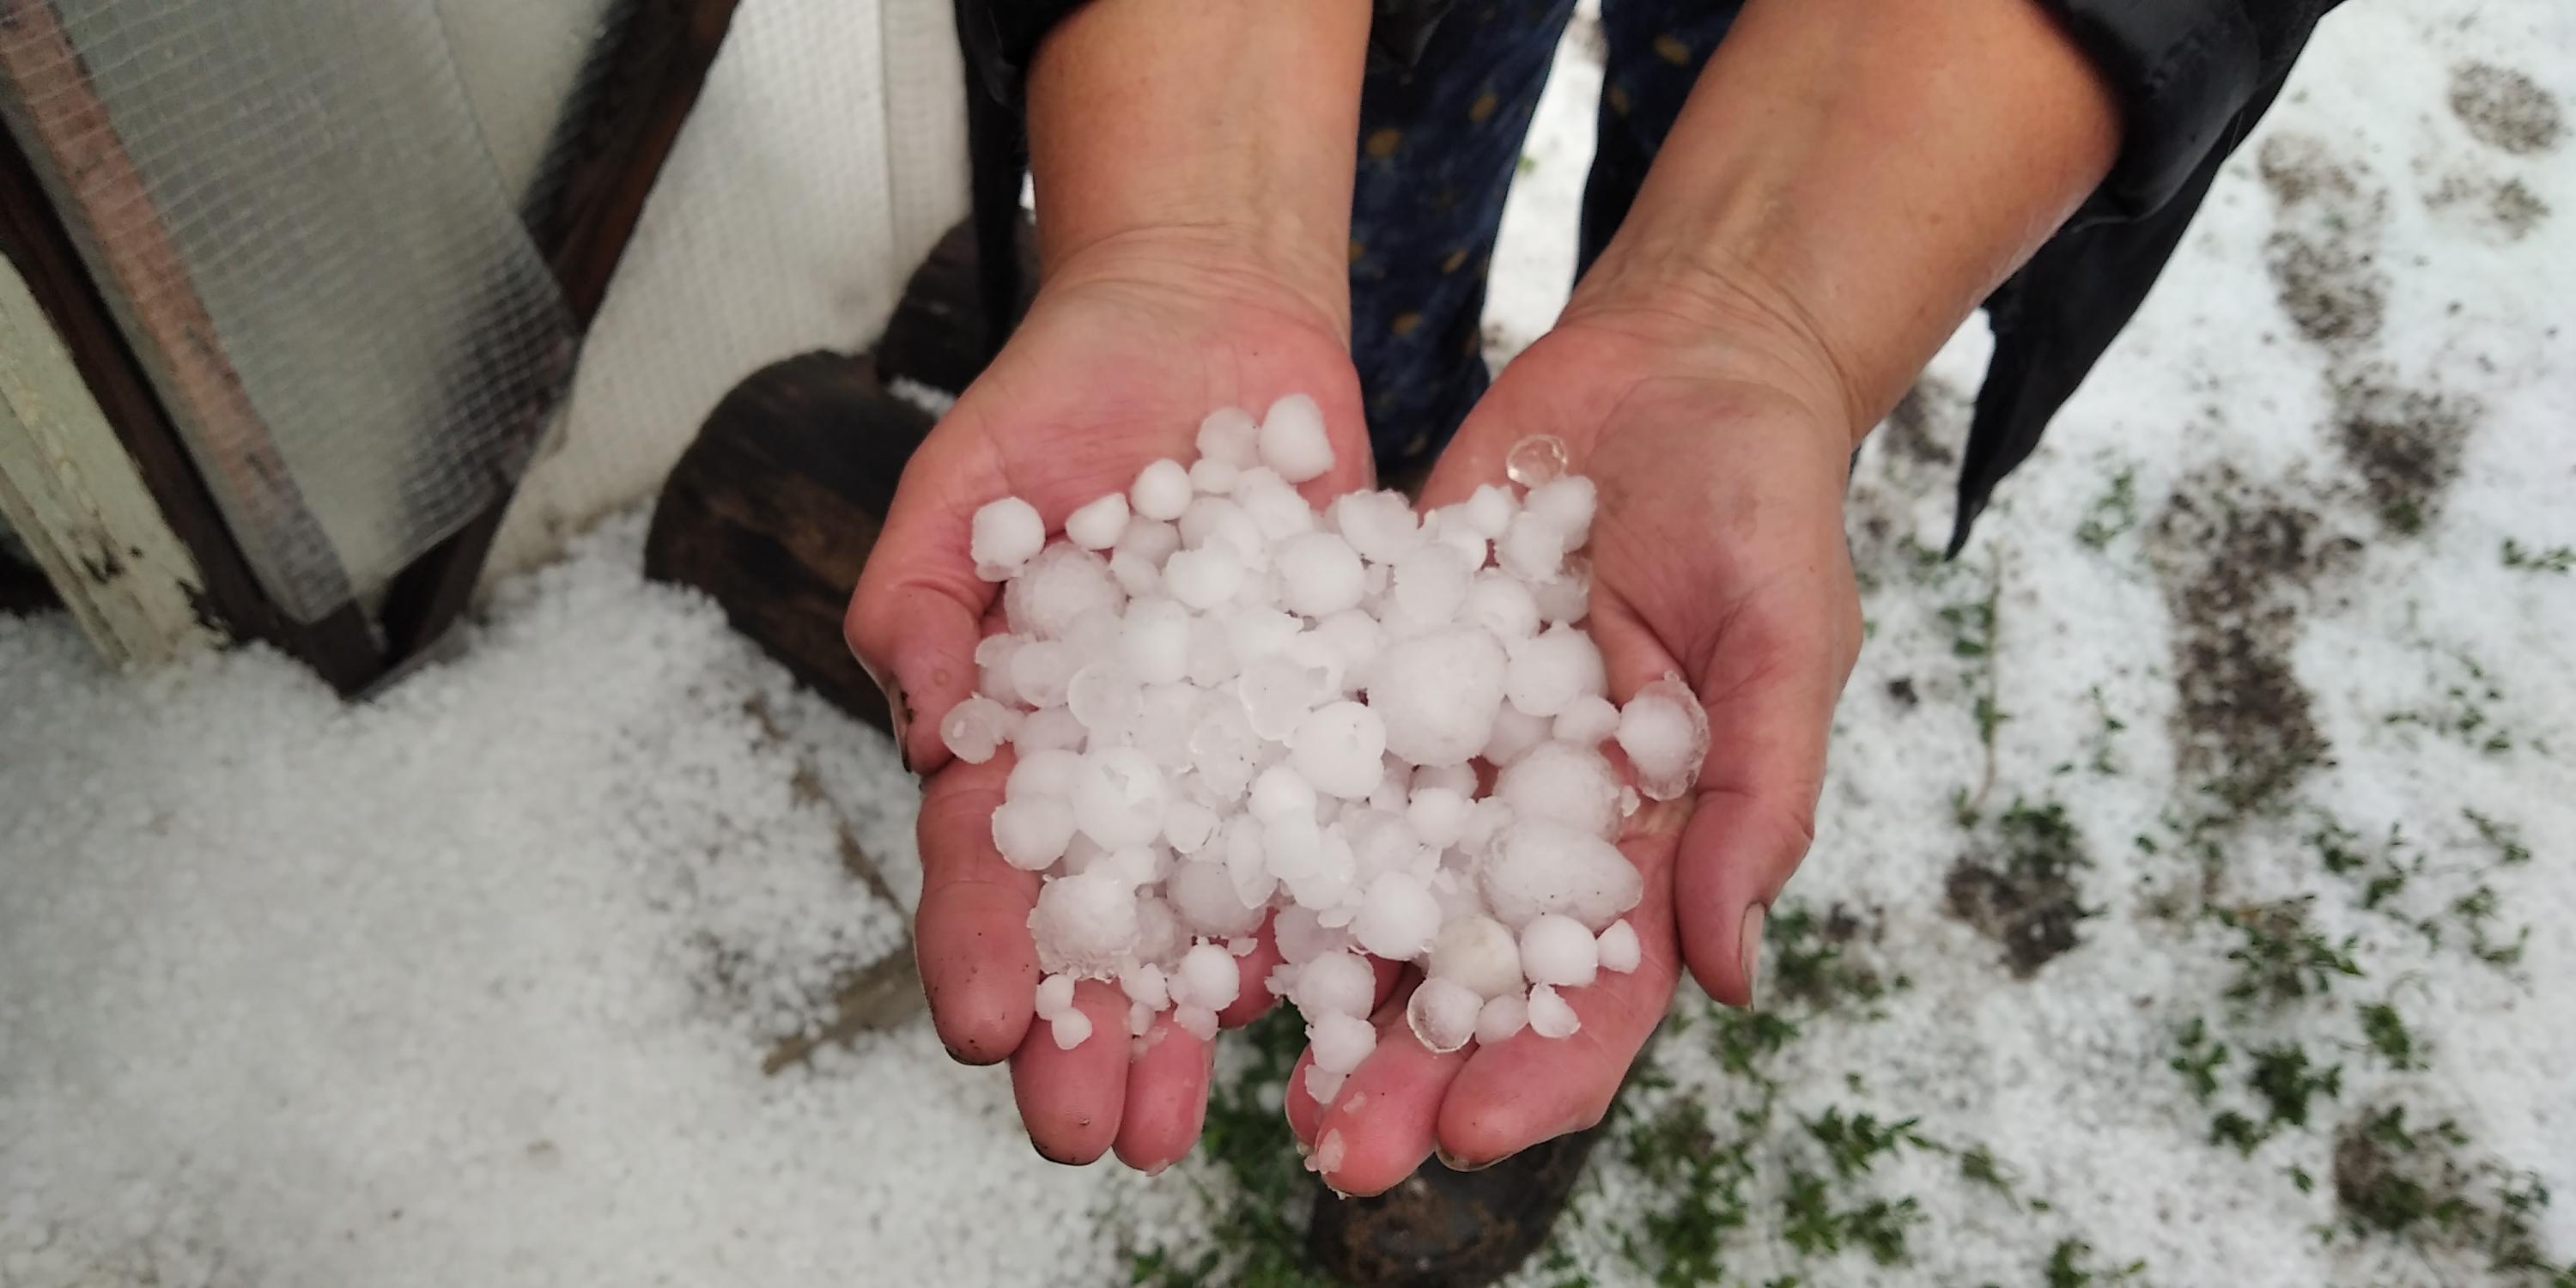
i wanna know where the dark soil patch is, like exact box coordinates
[2256,136,2389,349]
[2448,63,2564,155]
[1883,376,1965,469]
[1885,676,1919,709]
[2264,235,2386,347]
[1946,860,2084,977]
[2331,378,2476,536]
[1946,801,2092,977]
[2153,472,2356,818]
[2427,173,2551,241]
[2257,134,2365,207]
[2491,179,2550,238]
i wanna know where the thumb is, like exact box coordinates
[1668,601,1849,1008]
[845,434,1005,773]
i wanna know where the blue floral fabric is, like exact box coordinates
[1350,0,1748,476]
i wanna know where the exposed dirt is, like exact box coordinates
[1946,859,2085,978]
[1946,804,2093,977]
[2257,136,2388,349]
[2448,62,2565,155]
[2427,172,2552,240]
[2330,377,2476,536]
[1883,375,1966,469]
[2151,471,2360,818]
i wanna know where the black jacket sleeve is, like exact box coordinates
[951,0,2347,552]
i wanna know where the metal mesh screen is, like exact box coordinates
[0,0,575,623]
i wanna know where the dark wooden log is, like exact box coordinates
[642,351,933,734]
[871,212,1041,399]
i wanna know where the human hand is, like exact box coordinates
[1285,278,1867,1194]
[844,233,1373,1170]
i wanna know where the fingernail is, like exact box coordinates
[1437,1148,1500,1173]
[1739,902,1767,1009]
[854,653,910,762]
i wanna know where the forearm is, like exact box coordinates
[1572,0,2122,443]
[1025,0,1373,331]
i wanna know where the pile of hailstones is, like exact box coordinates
[943,394,1707,1106]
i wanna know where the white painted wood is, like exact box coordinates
[0,256,219,665]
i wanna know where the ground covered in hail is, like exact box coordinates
[4,0,2572,1284]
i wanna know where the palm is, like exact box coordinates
[847,255,1370,1172]
[1282,315,1864,1191]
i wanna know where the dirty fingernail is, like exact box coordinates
[853,652,910,759]
[1739,902,1767,1009]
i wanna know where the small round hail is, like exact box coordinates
[951,416,1705,1076]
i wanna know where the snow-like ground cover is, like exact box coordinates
[4,0,2571,1283]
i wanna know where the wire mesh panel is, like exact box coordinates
[0,0,574,623]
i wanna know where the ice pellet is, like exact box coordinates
[1406,977,1484,1054]
[1197,406,1261,466]
[1189,458,1240,495]
[1427,914,1524,999]
[1132,459,1194,521]
[1370,627,1506,767]
[1526,985,1581,1039]
[993,797,1077,871]
[1163,544,1244,611]
[1178,940,1242,1012]
[1293,951,1376,1018]
[1504,434,1568,488]
[971,496,1045,580]
[1351,872,1440,959]
[1518,914,1601,988]
[1289,702,1388,800]
[1308,1011,1377,1074]
[1479,819,1643,931]
[1072,749,1170,850]
[1028,871,1141,975]
[1618,673,1710,801]
[1258,394,1335,483]
[940,696,1013,763]
[1066,493,1131,550]
[1596,919,1642,974]
[1524,477,1597,549]
[1460,573,1541,641]
[1476,992,1530,1043]
[1504,624,1605,718]
[1036,972,1077,1020]
[1552,694,1620,746]
[1275,532,1366,617]
[1175,1004,1219,1041]
[1495,741,1623,840]
[1051,1010,1094,1049]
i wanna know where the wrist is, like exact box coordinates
[1562,246,1877,454]
[1039,223,1353,344]
[1025,0,1370,342]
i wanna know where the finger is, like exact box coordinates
[1306,975,1476,1196]
[1276,953,1408,1148]
[1438,833,1683,1168]
[1012,979,1131,1164]
[1113,1013,1214,1173]
[1215,923,1284,1030]
[1667,598,1847,1008]
[913,752,1040,1064]
[1285,1045,1326,1149]
[846,428,1007,774]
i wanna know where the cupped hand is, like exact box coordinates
[1289,289,1868,1194]
[844,233,1372,1171]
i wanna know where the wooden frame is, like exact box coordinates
[0,0,740,692]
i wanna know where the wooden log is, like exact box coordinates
[643,351,933,735]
